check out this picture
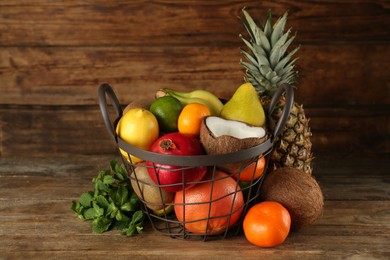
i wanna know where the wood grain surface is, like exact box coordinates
[0,155,389,259]
[1,0,389,46]
[1,0,389,157]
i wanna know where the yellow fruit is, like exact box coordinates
[116,108,159,163]
[220,82,266,127]
[153,204,174,216]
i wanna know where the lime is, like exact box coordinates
[149,96,183,133]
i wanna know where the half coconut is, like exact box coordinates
[200,116,268,155]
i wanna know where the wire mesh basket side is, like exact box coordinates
[121,149,272,241]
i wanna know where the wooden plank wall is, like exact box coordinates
[1,0,389,157]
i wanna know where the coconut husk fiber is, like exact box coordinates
[260,167,324,231]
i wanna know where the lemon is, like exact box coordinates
[116,108,159,163]
[149,96,183,133]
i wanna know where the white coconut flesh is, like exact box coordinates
[205,116,266,139]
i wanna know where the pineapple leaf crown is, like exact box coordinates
[239,8,300,97]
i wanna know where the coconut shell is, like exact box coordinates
[200,117,268,173]
[199,118,267,155]
[260,167,324,231]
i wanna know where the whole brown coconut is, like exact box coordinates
[261,167,324,231]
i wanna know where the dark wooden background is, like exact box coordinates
[1,0,389,158]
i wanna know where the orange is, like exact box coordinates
[243,201,291,247]
[232,155,266,182]
[178,103,211,137]
[174,170,244,234]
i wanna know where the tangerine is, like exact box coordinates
[178,103,211,137]
[243,201,291,247]
[174,170,244,234]
[232,156,266,182]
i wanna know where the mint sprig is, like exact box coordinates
[71,160,144,236]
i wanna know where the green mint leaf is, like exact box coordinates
[71,200,81,213]
[114,185,128,206]
[78,192,93,208]
[120,202,133,212]
[121,186,129,206]
[103,175,115,185]
[118,164,129,180]
[116,211,123,221]
[130,192,138,205]
[108,190,118,208]
[122,225,136,236]
[107,202,118,218]
[114,166,125,181]
[113,219,130,230]
[131,210,144,225]
[96,179,110,193]
[84,207,96,220]
[72,159,144,237]
[92,217,112,233]
[96,195,109,209]
[71,201,86,220]
[114,161,121,173]
[93,201,104,217]
[136,225,144,234]
[110,160,118,172]
[93,170,106,184]
[119,213,130,223]
[122,211,144,236]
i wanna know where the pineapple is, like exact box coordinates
[239,9,313,174]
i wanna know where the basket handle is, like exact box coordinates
[98,83,123,142]
[268,83,294,139]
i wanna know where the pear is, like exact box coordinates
[220,82,266,126]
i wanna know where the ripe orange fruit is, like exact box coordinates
[174,170,244,234]
[232,155,266,182]
[178,103,211,137]
[243,201,291,247]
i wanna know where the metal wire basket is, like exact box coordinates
[98,83,293,241]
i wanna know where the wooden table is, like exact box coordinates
[1,154,389,259]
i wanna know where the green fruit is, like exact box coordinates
[150,96,183,133]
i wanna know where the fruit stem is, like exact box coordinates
[162,88,189,98]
